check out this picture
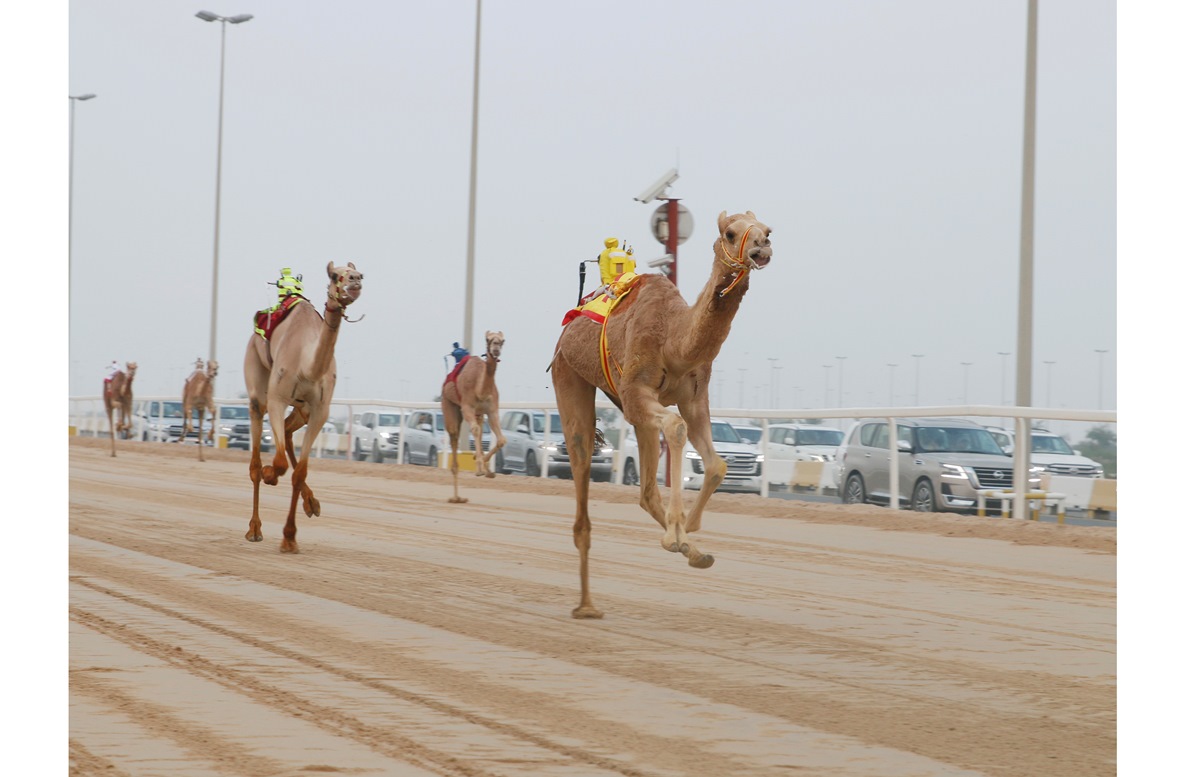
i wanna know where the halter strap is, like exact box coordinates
[718,225,761,297]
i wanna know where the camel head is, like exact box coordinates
[206,360,219,379]
[326,261,364,310]
[484,330,506,361]
[716,210,773,270]
[125,362,138,378]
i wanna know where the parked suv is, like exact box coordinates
[133,400,185,442]
[985,427,1104,478]
[496,409,613,481]
[618,418,763,493]
[401,410,494,467]
[767,423,844,463]
[837,417,1042,513]
[227,414,275,452]
[352,410,404,462]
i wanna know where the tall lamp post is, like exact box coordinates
[835,356,847,408]
[886,363,898,406]
[69,93,97,316]
[196,10,253,370]
[961,362,973,404]
[1094,349,1108,409]
[1043,360,1056,407]
[997,351,1011,405]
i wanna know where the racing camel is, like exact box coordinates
[441,330,507,503]
[103,362,137,457]
[242,261,363,552]
[179,358,219,460]
[550,210,773,618]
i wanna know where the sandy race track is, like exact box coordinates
[69,437,1115,776]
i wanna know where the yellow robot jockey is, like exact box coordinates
[581,238,637,304]
[254,267,306,338]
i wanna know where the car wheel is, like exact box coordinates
[526,450,539,477]
[402,444,410,464]
[623,458,639,486]
[843,473,866,505]
[372,441,382,463]
[911,479,936,512]
[495,449,507,474]
[428,447,438,467]
[353,440,365,462]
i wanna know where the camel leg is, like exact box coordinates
[444,404,467,503]
[552,360,603,619]
[280,457,307,553]
[481,409,507,472]
[106,400,117,457]
[245,401,266,542]
[461,406,488,478]
[261,399,292,486]
[623,385,696,560]
[283,408,308,470]
[197,408,206,461]
[294,407,324,518]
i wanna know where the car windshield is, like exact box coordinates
[915,427,1004,454]
[149,402,184,418]
[736,427,762,444]
[796,428,843,446]
[533,413,564,434]
[220,406,249,420]
[710,422,742,444]
[1032,434,1074,455]
[378,413,402,427]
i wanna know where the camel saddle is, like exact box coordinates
[443,355,472,390]
[561,272,642,326]
[254,294,307,341]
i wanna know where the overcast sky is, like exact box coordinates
[62,0,1118,422]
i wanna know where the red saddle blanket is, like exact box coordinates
[444,356,471,389]
[254,295,306,340]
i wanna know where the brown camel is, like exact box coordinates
[180,358,219,460]
[441,330,508,503]
[242,261,363,552]
[550,210,773,618]
[103,362,137,458]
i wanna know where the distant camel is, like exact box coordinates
[180,358,218,461]
[440,330,507,503]
[243,262,363,552]
[550,210,773,618]
[103,362,137,458]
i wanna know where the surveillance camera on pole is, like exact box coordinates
[633,169,687,285]
[633,168,679,204]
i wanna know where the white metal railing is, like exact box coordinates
[69,396,1114,520]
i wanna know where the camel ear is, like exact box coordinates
[347,262,356,270]
[327,261,336,278]
[717,210,728,229]
[746,210,756,220]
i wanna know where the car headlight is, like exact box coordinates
[539,443,558,450]
[599,447,613,454]
[378,431,389,440]
[941,464,969,479]
[755,454,765,463]
[685,450,702,460]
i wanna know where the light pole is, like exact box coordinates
[463,0,482,351]
[886,363,898,406]
[1094,349,1108,409]
[961,362,973,404]
[822,364,832,408]
[767,357,780,408]
[738,367,747,407]
[196,10,253,370]
[835,356,846,408]
[911,354,924,405]
[1043,360,1056,407]
[69,93,96,317]
[997,351,1011,405]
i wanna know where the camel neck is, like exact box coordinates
[308,300,344,378]
[675,244,750,365]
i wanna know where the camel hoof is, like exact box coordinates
[245,532,262,542]
[485,471,495,479]
[280,540,299,554]
[572,605,604,619]
[679,543,691,556]
[262,467,279,486]
[304,496,320,518]
[689,554,715,569]
[662,540,680,553]
[449,497,468,504]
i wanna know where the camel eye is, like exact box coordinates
[725,230,735,241]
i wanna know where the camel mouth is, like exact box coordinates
[753,256,771,269]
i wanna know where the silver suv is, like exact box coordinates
[837,417,1041,513]
[496,409,613,482]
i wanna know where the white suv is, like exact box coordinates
[618,418,763,493]
[986,427,1104,479]
[352,410,404,462]
[133,400,185,442]
[400,410,495,467]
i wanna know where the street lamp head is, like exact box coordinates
[228,14,254,23]
[71,93,97,101]
[195,10,220,21]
